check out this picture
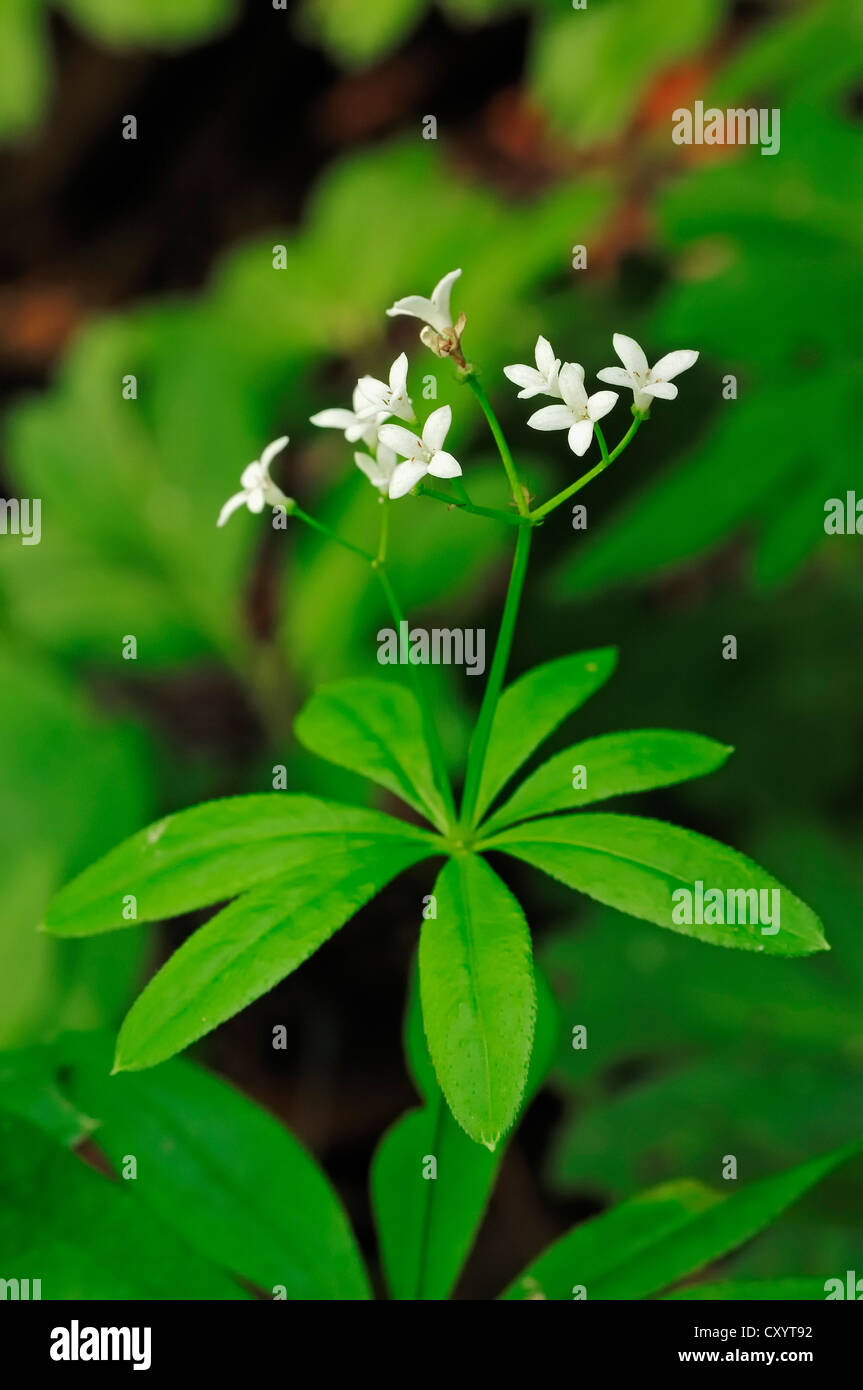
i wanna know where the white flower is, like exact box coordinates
[386,269,466,358]
[597,333,699,412]
[527,364,618,456]
[217,436,289,527]
[353,442,398,495]
[354,352,414,424]
[378,405,462,500]
[310,384,381,449]
[387,268,461,335]
[503,335,561,399]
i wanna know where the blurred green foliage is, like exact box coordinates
[0,0,238,141]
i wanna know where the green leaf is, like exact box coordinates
[64,1038,370,1299]
[371,962,558,1299]
[0,1046,96,1147]
[488,813,827,956]
[43,793,433,937]
[115,838,434,1071]
[0,1113,245,1299]
[530,0,720,144]
[501,1179,719,1300]
[665,1278,828,1301]
[296,0,425,66]
[483,730,732,834]
[419,855,535,1149]
[60,0,237,47]
[0,0,49,140]
[295,679,449,828]
[474,649,617,823]
[502,1142,860,1299]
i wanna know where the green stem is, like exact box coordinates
[464,372,530,517]
[376,497,390,564]
[530,413,643,522]
[375,565,457,829]
[418,483,526,527]
[460,524,533,827]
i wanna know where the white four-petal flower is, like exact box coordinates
[354,352,414,424]
[597,333,699,412]
[527,364,617,456]
[310,384,380,449]
[378,405,462,500]
[503,335,561,399]
[217,436,289,527]
[386,268,462,336]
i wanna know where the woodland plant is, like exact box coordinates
[43,268,827,1156]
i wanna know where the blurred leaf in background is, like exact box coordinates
[0,0,239,142]
[0,643,154,1047]
[554,0,863,597]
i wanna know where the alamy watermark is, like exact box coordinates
[0,497,41,545]
[671,881,780,935]
[672,102,780,157]
[377,620,485,676]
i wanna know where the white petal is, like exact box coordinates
[376,442,398,477]
[388,458,429,499]
[421,404,451,453]
[345,416,377,443]
[428,450,462,479]
[263,481,288,507]
[503,363,539,390]
[217,491,248,528]
[389,351,409,395]
[241,462,263,488]
[391,393,415,422]
[260,435,289,471]
[246,487,266,514]
[527,404,573,432]
[641,381,678,400]
[378,423,424,459]
[567,419,594,456]
[534,335,558,380]
[429,268,461,330]
[586,390,618,421]
[310,408,356,432]
[354,376,387,413]
[558,362,588,411]
[649,349,699,381]
[612,333,649,379]
[596,366,634,389]
[385,294,437,325]
[354,450,388,491]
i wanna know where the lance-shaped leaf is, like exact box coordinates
[501,1140,860,1299]
[501,1179,718,1300]
[485,813,827,956]
[295,678,449,828]
[63,1038,370,1300]
[42,793,433,937]
[474,648,617,822]
[419,854,535,1149]
[483,729,733,834]
[115,838,434,1071]
[0,1113,246,1300]
[371,962,558,1300]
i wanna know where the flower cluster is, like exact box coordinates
[504,333,698,456]
[215,267,699,525]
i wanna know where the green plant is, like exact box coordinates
[41,270,827,1155]
[1,1025,855,1300]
